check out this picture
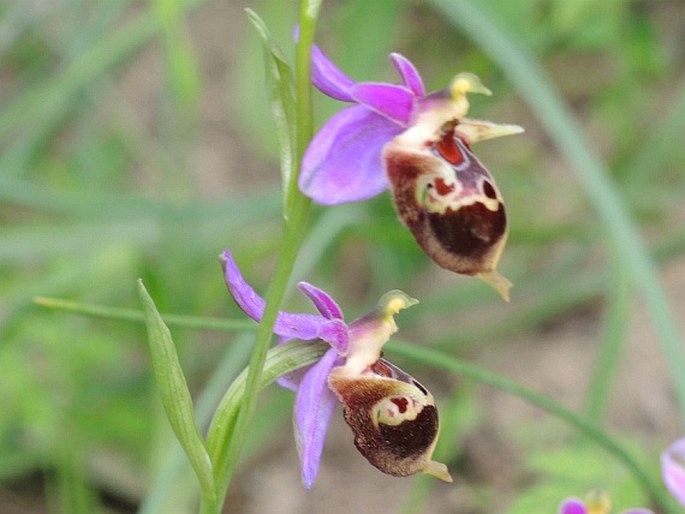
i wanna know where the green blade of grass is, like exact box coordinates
[0,0,209,145]
[34,296,255,332]
[246,9,297,212]
[153,0,201,116]
[584,255,631,423]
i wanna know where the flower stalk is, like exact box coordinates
[200,2,321,511]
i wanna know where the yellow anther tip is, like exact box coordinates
[450,72,492,98]
[379,290,419,316]
[586,489,612,514]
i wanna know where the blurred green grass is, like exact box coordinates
[1,0,685,512]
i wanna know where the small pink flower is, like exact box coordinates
[662,438,685,506]
[559,490,653,514]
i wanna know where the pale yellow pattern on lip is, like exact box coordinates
[415,167,501,215]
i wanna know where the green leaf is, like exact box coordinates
[137,279,216,504]
[153,0,201,115]
[245,8,297,214]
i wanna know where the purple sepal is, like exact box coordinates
[298,282,343,319]
[220,250,325,340]
[311,44,355,102]
[317,319,349,354]
[390,52,425,97]
[299,105,401,205]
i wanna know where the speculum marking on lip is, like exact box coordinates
[428,201,506,260]
[376,405,439,461]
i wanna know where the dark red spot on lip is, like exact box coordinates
[434,178,454,195]
[434,130,465,166]
[391,397,409,414]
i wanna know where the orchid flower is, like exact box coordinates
[220,250,451,488]
[300,45,523,300]
[559,490,653,514]
[662,438,685,506]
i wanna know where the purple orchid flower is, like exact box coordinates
[662,438,685,506]
[559,490,653,514]
[300,49,427,205]
[220,250,451,488]
[300,43,523,206]
[300,44,523,300]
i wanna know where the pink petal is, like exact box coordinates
[298,282,343,319]
[390,53,425,97]
[559,498,587,514]
[294,348,341,488]
[352,82,416,125]
[299,105,401,205]
[662,438,685,506]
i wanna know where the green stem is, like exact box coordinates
[200,3,320,511]
[387,341,678,514]
[428,0,685,426]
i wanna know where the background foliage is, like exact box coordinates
[1,0,684,512]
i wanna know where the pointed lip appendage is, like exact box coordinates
[423,459,453,482]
